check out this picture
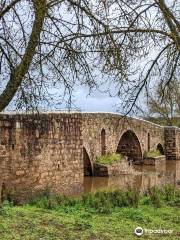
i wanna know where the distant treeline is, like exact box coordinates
[144,117,180,127]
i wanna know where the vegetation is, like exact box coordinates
[144,150,163,158]
[0,1,179,112]
[0,186,180,239]
[145,116,180,128]
[96,153,123,165]
[146,79,180,126]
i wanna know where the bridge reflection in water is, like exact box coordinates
[83,160,180,193]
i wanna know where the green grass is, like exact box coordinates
[144,150,162,158]
[96,153,123,165]
[0,186,180,240]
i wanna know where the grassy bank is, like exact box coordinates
[0,186,180,240]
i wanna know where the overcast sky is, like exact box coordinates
[71,87,120,112]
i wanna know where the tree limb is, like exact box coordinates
[0,0,47,111]
[0,0,21,19]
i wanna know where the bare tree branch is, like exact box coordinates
[0,0,179,112]
[0,0,47,111]
[0,0,21,19]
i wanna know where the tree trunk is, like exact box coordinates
[0,0,47,112]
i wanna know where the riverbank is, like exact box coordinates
[0,186,180,239]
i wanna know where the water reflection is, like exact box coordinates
[84,160,180,193]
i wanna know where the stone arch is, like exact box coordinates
[116,130,142,162]
[101,128,106,155]
[83,147,93,176]
[157,143,164,155]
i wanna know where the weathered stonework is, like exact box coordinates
[82,113,166,166]
[0,112,179,202]
[0,113,83,202]
[143,156,166,166]
[93,159,136,176]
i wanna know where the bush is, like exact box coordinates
[96,153,123,165]
[144,150,162,158]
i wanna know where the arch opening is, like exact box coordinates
[83,147,93,176]
[116,130,142,163]
[157,143,164,155]
[101,129,106,155]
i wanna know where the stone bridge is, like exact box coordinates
[82,113,179,175]
[0,112,179,202]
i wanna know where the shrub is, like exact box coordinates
[144,150,162,158]
[96,153,123,165]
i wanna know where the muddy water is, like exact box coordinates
[83,160,180,193]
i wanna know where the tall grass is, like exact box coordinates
[82,188,140,213]
[96,153,123,165]
[148,187,162,208]
[2,185,179,214]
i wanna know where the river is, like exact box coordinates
[83,160,180,193]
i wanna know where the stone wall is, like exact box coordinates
[0,113,83,202]
[143,155,166,166]
[93,159,137,176]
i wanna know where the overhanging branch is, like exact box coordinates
[0,0,47,111]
